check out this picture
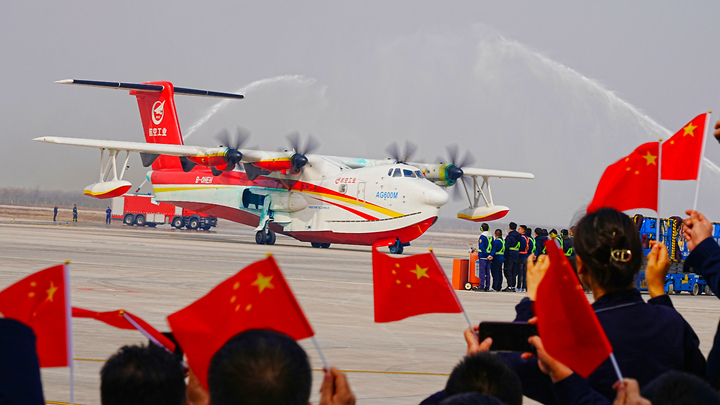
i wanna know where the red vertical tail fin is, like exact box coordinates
[56,79,244,171]
[131,82,184,170]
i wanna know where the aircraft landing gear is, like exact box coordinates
[255,230,276,245]
[311,242,330,248]
[389,239,404,254]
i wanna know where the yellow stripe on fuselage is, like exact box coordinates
[153,184,404,219]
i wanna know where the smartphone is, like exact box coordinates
[478,321,538,353]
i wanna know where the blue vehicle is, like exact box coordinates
[633,214,717,296]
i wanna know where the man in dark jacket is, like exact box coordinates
[503,222,524,292]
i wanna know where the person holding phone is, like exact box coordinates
[466,207,705,403]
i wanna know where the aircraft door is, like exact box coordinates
[357,182,366,206]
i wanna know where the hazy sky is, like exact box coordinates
[2,1,719,226]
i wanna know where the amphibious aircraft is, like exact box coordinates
[35,79,534,253]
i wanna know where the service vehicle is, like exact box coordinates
[112,193,217,231]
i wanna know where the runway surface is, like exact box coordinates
[2,219,719,404]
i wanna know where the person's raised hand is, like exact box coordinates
[714,120,720,144]
[645,243,670,298]
[319,367,356,405]
[186,368,209,405]
[464,325,492,356]
[526,254,549,301]
[683,210,713,252]
[613,379,651,405]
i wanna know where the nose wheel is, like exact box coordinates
[255,230,276,245]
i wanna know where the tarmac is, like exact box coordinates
[1,218,719,405]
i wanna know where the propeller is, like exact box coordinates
[385,141,418,164]
[286,131,319,174]
[215,127,251,172]
[438,144,476,198]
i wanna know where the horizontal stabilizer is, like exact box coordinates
[56,79,244,99]
[140,153,159,167]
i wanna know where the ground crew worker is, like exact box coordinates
[53,205,58,222]
[477,223,493,291]
[72,204,78,222]
[488,229,505,292]
[503,222,523,292]
[517,225,531,292]
[535,228,549,255]
[106,207,112,225]
[561,228,575,257]
[549,228,562,250]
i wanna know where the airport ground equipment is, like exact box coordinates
[633,214,718,295]
[112,194,217,231]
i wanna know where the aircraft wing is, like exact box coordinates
[34,136,207,156]
[461,167,534,179]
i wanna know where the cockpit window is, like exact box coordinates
[403,169,416,178]
[415,170,425,179]
[392,168,402,177]
[388,169,393,176]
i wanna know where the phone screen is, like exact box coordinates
[478,321,538,353]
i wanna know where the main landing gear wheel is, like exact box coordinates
[389,240,404,254]
[255,231,267,245]
[266,231,276,245]
[320,243,330,248]
[465,282,473,290]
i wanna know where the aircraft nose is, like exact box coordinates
[424,188,449,207]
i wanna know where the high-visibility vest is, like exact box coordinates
[509,236,521,251]
[484,236,492,254]
[528,236,536,254]
[520,235,530,254]
[494,238,505,255]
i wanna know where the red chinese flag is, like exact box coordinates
[587,142,659,214]
[0,264,71,367]
[167,255,314,389]
[661,113,709,180]
[72,307,176,352]
[373,246,463,323]
[535,241,612,378]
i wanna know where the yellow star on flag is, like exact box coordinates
[251,273,274,293]
[683,122,697,137]
[410,264,430,280]
[46,281,58,302]
[641,151,657,166]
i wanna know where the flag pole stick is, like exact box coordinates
[64,262,74,405]
[122,312,170,352]
[609,352,624,382]
[693,111,712,211]
[657,139,663,244]
[429,248,475,331]
[311,336,330,371]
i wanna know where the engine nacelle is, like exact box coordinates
[457,205,509,222]
[423,163,462,186]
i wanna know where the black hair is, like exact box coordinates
[444,353,522,405]
[573,207,643,291]
[208,329,312,405]
[542,229,548,236]
[100,344,185,405]
[550,228,557,235]
[519,225,527,232]
[509,222,517,230]
[481,223,489,231]
[561,229,569,237]
[440,392,504,405]
[494,229,503,237]
[534,227,542,236]
[642,370,720,404]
